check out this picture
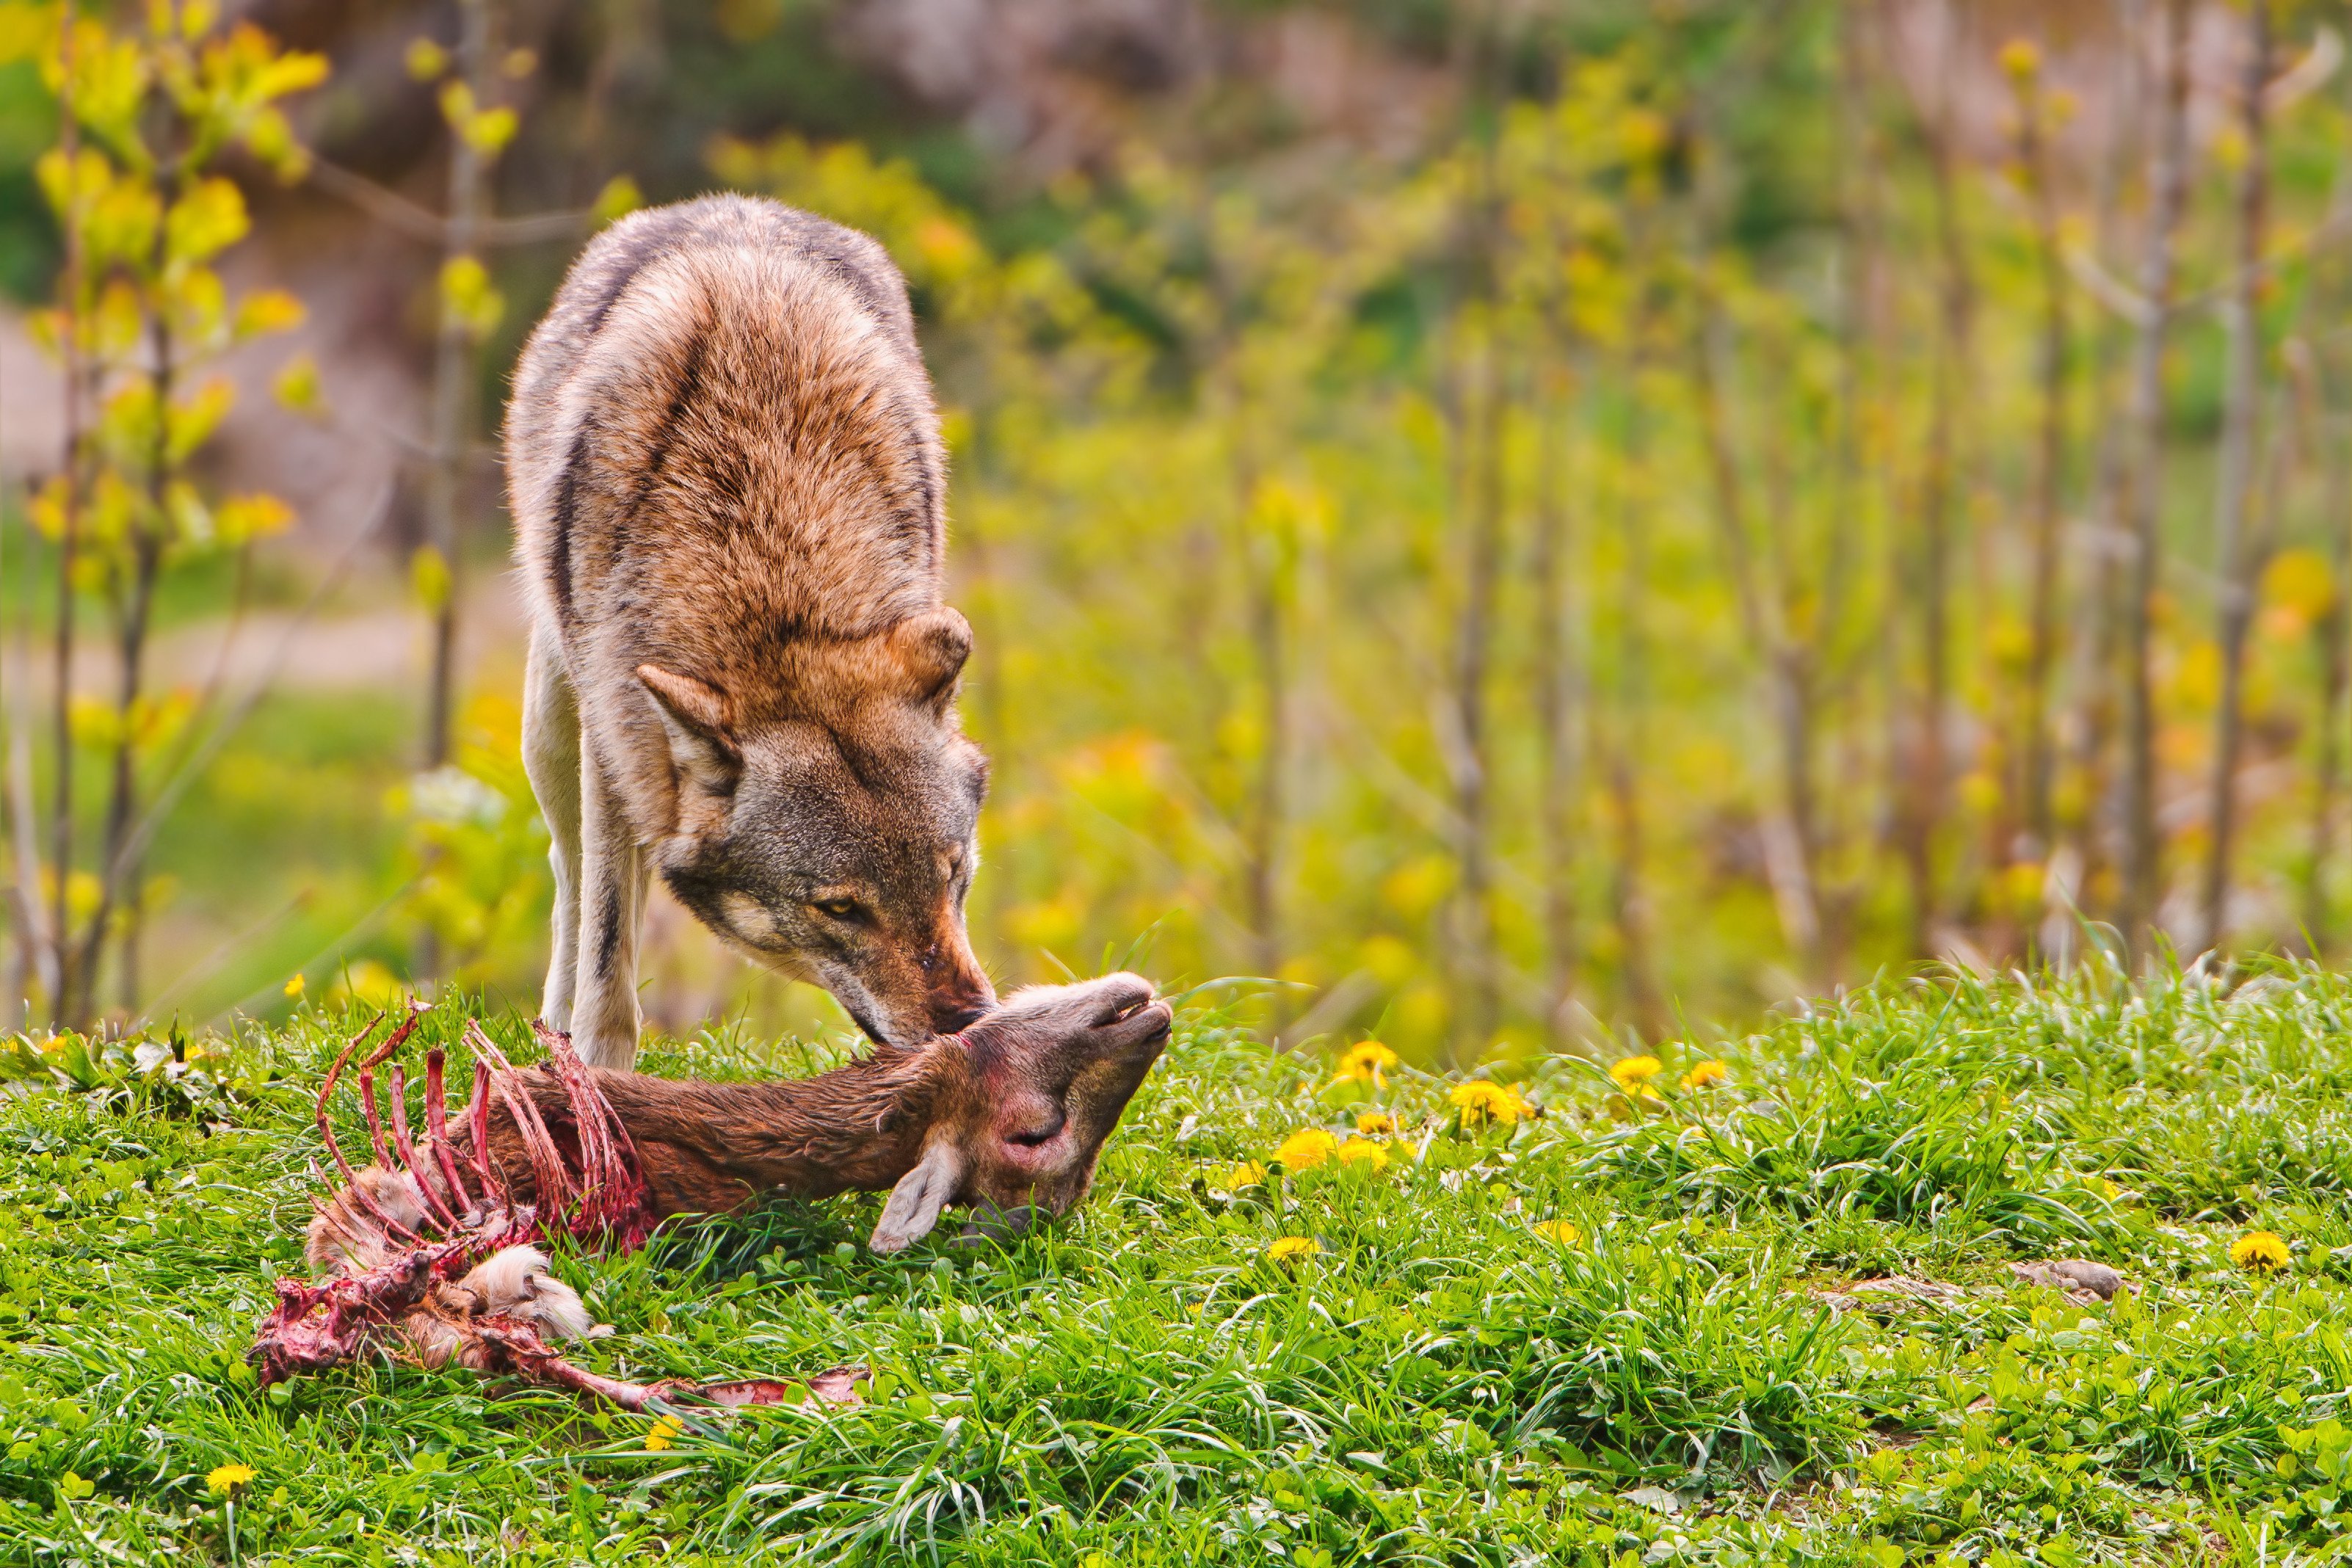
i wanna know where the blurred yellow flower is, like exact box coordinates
[1998,37,2041,82]
[1611,1056,1663,1091]
[1335,1137,1390,1173]
[1266,1235,1319,1263]
[283,973,305,1000]
[1355,1111,1400,1137]
[644,1413,685,1451]
[405,37,449,81]
[1224,1159,1269,1188]
[1532,1219,1581,1246]
[1275,1128,1338,1171]
[1451,1080,1531,1129]
[206,1462,255,1497]
[1332,1039,1400,1088]
[2232,1231,2290,1273]
[333,959,402,1011]
[1680,1060,1727,1092]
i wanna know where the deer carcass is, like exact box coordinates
[251,974,1172,1409]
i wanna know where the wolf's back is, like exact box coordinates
[507,195,948,665]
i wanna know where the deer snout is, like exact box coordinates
[1083,976,1171,1054]
[1084,973,1158,1023]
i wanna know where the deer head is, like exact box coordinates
[870,972,1172,1252]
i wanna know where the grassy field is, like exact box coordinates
[4,968,2352,1564]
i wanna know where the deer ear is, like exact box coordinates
[886,609,972,711]
[869,1137,966,1253]
[639,664,741,791]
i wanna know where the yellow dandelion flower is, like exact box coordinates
[1532,1219,1581,1246]
[1266,1235,1320,1263]
[1680,1060,1727,1092]
[2232,1230,2291,1273]
[206,1462,256,1497]
[1335,1136,1390,1173]
[1275,1128,1339,1171]
[1332,1039,1401,1088]
[1224,1159,1270,1188]
[1450,1079,1531,1129]
[1998,37,2041,82]
[1610,1055,1663,1091]
[283,973,305,1000]
[1355,1111,1400,1137]
[644,1413,686,1451]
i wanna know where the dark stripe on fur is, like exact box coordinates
[581,218,692,338]
[551,429,590,620]
[640,324,711,489]
[596,889,623,977]
[889,387,943,539]
[827,723,882,793]
[769,204,916,352]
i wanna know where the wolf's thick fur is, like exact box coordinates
[507,195,994,1067]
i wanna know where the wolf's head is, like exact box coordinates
[868,972,1173,1252]
[639,609,995,1048]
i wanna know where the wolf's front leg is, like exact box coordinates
[523,628,583,1032]
[570,752,649,1070]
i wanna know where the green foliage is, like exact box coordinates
[0,969,2349,1560]
[391,694,552,987]
[3,0,324,1026]
[668,5,2352,1070]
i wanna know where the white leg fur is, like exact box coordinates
[522,627,583,1034]
[569,747,648,1069]
[454,1244,596,1338]
[406,1244,602,1367]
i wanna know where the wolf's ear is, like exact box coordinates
[870,1136,966,1252]
[885,609,972,713]
[638,664,742,791]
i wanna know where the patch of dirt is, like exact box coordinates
[1812,1275,1969,1313]
[2006,1258,2134,1303]
[1810,1258,2138,1315]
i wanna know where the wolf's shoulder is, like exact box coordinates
[553,194,916,357]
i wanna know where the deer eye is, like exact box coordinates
[811,897,865,923]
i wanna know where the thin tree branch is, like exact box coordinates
[2120,0,2195,954]
[92,479,397,915]
[47,9,84,1023]
[304,152,591,249]
[2197,0,2274,957]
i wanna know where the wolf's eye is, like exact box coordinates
[812,897,863,922]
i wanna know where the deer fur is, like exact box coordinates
[303,975,1172,1371]
[507,193,994,1069]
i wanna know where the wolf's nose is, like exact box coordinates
[933,1001,989,1033]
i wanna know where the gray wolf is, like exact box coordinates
[505,194,995,1067]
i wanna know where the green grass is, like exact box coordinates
[8,965,2352,1563]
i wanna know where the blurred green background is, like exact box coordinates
[3,0,2347,1064]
